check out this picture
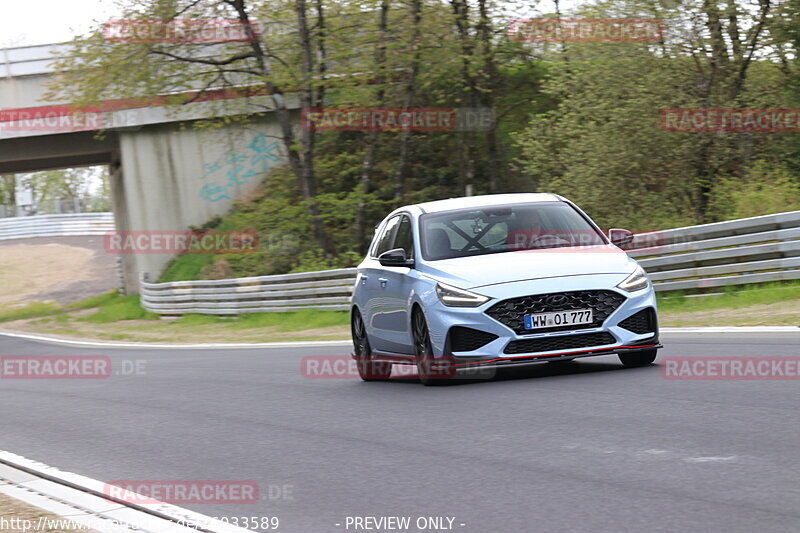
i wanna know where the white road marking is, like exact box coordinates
[641,449,669,455]
[0,329,351,350]
[685,456,738,463]
[661,327,799,333]
[562,444,741,465]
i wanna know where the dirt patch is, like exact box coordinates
[0,493,94,532]
[0,236,119,305]
[0,244,95,304]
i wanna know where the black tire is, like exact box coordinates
[618,349,658,367]
[352,310,391,381]
[412,308,453,386]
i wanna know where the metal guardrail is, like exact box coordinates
[139,210,800,316]
[0,213,115,240]
[628,210,800,292]
[140,268,357,315]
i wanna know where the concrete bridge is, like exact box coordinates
[1,43,292,293]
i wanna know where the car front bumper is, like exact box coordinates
[422,273,660,366]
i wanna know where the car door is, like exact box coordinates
[368,214,416,355]
[362,215,401,352]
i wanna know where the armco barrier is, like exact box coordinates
[0,213,115,240]
[628,210,800,292]
[140,268,356,315]
[139,210,800,316]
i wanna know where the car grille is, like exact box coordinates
[449,326,499,352]
[504,332,616,355]
[618,308,656,335]
[485,290,626,334]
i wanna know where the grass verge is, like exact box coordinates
[174,309,349,330]
[0,291,350,343]
[0,302,62,323]
[657,281,800,313]
[1,281,797,344]
[657,281,800,327]
[0,292,158,324]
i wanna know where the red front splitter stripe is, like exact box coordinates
[454,344,659,367]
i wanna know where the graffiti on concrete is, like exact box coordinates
[199,133,281,202]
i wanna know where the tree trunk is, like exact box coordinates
[451,0,481,193]
[393,0,422,203]
[356,0,389,254]
[690,0,772,221]
[295,0,331,256]
[477,0,500,192]
[230,0,330,255]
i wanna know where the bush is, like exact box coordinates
[708,161,800,220]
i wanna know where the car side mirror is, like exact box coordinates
[608,228,634,247]
[378,248,414,268]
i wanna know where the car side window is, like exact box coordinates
[373,215,401,257]
[393,215,414,258]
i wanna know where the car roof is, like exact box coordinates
[409,193,565,214]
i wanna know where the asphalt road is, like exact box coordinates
[0,332,799,533]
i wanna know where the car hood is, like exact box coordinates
[420,245,636,290]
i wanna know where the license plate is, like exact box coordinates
[524,309,593,329]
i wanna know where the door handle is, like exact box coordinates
[360,275,368,285]
[378,277,388,287]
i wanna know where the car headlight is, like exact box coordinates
[435,282,489,307]
[617,265,649,292]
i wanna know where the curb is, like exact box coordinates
[660,326,800,333]
[0,451,252,533]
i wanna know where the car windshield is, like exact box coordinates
[419,202,606,260]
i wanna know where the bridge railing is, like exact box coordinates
[139,210,800,316]
[0,212,115,240]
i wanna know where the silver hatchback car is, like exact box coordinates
[351,193,661,384]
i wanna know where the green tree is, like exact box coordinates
[20,167,108,211]
[0,175,15,208]
[514,0,795,228]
